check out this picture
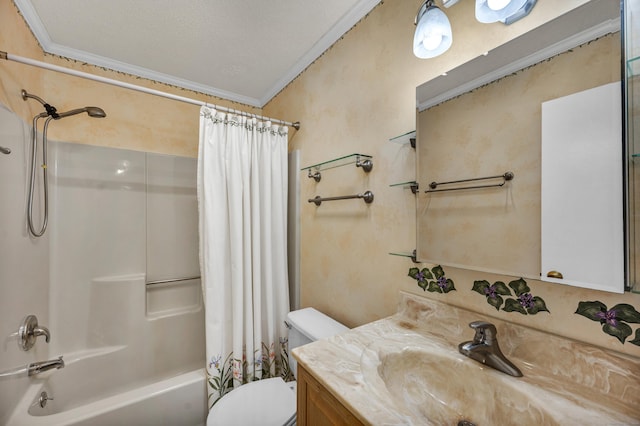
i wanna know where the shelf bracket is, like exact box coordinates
[307,169,321,182]
[356,157,373,172]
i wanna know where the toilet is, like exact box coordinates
[206,307,349,426]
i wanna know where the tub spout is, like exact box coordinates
[28,356,64,376]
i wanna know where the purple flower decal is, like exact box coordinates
[409,266,454,293]
[518,293,535,309]
[595,309,618,327]
[576,301,640,345]
[483,285,497,299]
[475,278,548,315]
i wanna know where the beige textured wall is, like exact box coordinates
[3,0,640,358]
[265,0,640,358]
[0,0,261,157]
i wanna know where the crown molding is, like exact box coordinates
[260,0,382,106]
[15,0,382,108]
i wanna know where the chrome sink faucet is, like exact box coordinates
[27,356,64,376]
[458,321,522,377]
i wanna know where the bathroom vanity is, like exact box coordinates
[292,292,640,425]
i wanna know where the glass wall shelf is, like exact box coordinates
[390,180,418,194]
[389,250,418,263]
[301,153,372,182]
[301,153,372,172]
[389,131,416,148]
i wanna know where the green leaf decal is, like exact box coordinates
[431,265,445,279]
[527,296,550,314]
[611,304,640,324]
[427,281,443,293]
[503,298,527,314]
[575,301,608,322]
[493,281,512,296]
[488,295,504,311]
[508,278,530,296]
[408,267,420,279]
[418,279,428,291]
[629,329,640,346]
[602,322,633,344]
[472,280,490,295]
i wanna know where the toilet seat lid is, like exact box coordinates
[207,377,296,426]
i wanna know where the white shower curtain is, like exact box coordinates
[197,106,292,409]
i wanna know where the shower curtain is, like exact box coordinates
[197,106,292,409]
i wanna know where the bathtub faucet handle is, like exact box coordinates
[17,314,50,351]
[33,325,50,343]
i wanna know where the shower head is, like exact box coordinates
[56,107,106,119]
[21,89,106,119]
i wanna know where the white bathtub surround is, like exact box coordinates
[198,106,291,407]
[1,102,206,426]
[293,291,640,425]
[0,105,50,423]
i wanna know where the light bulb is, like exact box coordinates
[487,0,511,10]
[413,3,452,59]
[422,32,443,51]
[475,0,529,24]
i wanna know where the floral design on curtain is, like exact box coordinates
[198,106,292,409]
[207,339,294,407]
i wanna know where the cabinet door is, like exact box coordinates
[541,81,624,293]
[297,365,364,426]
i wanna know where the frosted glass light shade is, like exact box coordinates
[475,0,527,23]
[413,5,452,59]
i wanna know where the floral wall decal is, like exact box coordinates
[408,265,455,293]
[575,301,640,345]
[472,278,549,315]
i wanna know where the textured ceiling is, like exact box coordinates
[15,0,381,107]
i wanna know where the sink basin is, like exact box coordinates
[375,348,551,425]
[360,336,627,426]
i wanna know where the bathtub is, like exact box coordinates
[6,351,207,426]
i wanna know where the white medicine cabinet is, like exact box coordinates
[541,82,624,293]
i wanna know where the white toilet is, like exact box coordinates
[206,307,348,426]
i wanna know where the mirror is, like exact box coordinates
[415,0,624,291]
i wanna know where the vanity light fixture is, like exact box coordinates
[413,0,453,59]
[441,0,462,7]
[475,0,537,24]
[413,0,536,59]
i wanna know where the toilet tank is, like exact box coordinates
[285,307,348,378]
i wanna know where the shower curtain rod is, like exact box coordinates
[0,50,300,130]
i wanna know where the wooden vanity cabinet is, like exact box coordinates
[296,364,365,426]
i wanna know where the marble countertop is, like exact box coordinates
[292,292,640,425]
